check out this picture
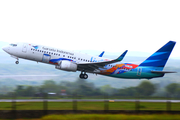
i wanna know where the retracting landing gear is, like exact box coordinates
[15,61,19,64]
[79,71,88,79]
[15,58,19,64]
[11,56,19,64]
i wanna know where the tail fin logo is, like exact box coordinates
[139,41,176,68]
[32,46,39,49]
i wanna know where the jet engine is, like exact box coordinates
[55,60,77,72]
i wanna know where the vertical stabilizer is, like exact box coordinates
[139,41,176,68]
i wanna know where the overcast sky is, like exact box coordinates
[0,0,180,59]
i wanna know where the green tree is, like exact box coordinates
[14,85,37,97]
[115,87,138,97]
[137,81,156,96]
[75,85,95,96]
[23,86,36,97]
[100,85,117,95]
[41,80,58,93]
[0,86,13,94]
[15,85,24,96]
[59,78,97,96]
[165,83,180,97]
[176,88,180,98]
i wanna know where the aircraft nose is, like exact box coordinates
[2,46,8,52]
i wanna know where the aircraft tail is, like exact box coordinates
[139,41,176,69]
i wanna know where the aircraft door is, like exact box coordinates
[42,54,51,63]
[137,68,142,76]
[22,43,27,53]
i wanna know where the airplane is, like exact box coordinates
[2,41,176,79]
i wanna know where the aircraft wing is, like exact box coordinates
[77,50,128,73]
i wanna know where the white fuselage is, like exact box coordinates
[2,42,111,68]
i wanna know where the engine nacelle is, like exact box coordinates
[55,60,77,72]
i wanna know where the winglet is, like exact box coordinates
[115,50,128,61]
[99,51,105,57]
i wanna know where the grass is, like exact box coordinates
[5,114,180,120]
[41,114,180,120]
[1,101,180,110]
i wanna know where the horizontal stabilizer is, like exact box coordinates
[151,71,177,74]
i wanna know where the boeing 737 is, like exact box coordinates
[2,41,176,79]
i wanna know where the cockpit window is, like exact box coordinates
[10,44,17,47]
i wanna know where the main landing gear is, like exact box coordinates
[79,72,88,79]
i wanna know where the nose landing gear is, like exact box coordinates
[11,55,19,64]
[15,58,19,64]
[79,72,88,79]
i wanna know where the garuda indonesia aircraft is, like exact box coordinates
[2,41,176,79]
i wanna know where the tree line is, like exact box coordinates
[0,79,180,98]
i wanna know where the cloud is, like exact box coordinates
[0,0,179,58]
